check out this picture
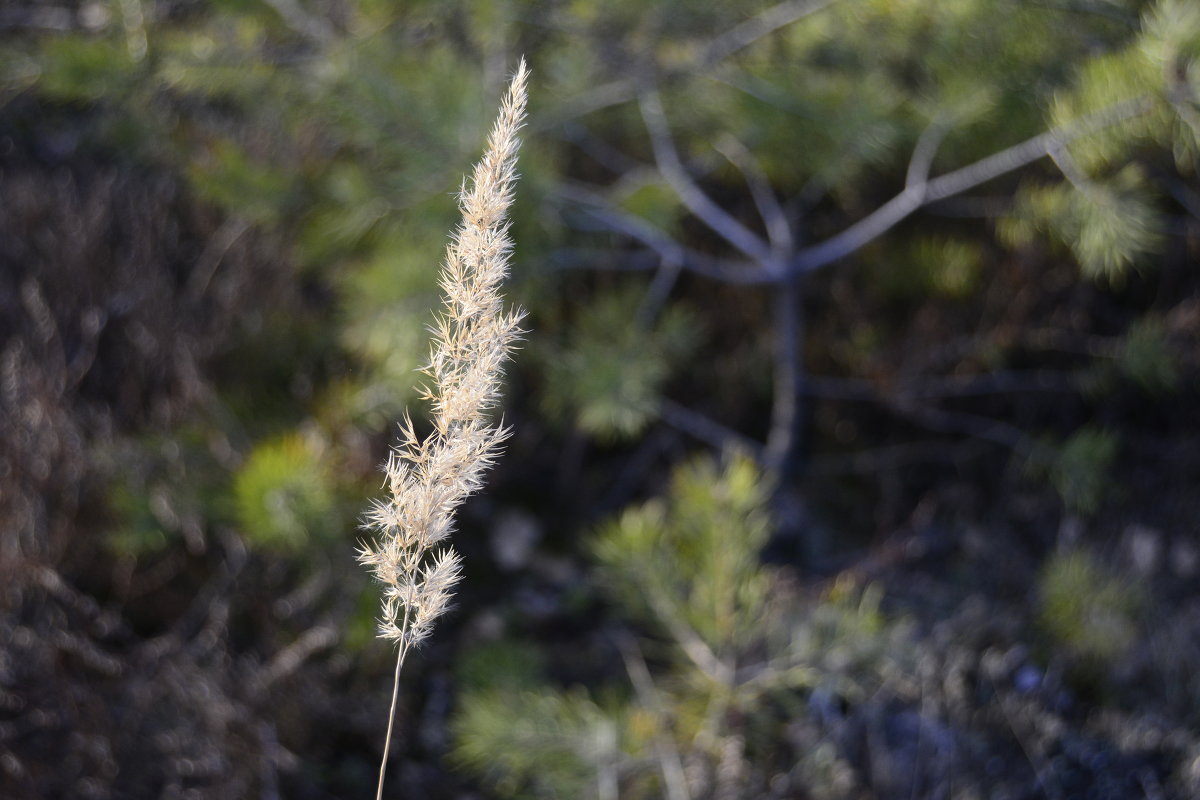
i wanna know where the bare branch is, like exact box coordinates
[1023,0,1138,26]
[924,195,1013,219]
[553,0,1034,287]
[639,90,772,262]
[559,183,685,263]
[1046,142,1093,192]
[763,279,805,477]
[766,369,1082,402]
[805,440,992,476]
[1166,56,1200,140]
[698,0,843,71]
[890,404,1042,459]
[906,118,951,190]
[0,7,72,31]
[555,183,687,323]
[716,135,794,251]
[540,79,642,130]
[636,256,684,327]
[785,94,1154,278]
[923,96,1152,203]
[658,398,765,463]
[259,625,337,689]
[561,121,644,174]
[548,246,662,272]
[639,577,731,685]
[615,634,692,800]
[187,217,252,301]
[260,0,334,42]
[540,0,843,128]
[788,185,925,276]
[1166,178,1200,222]
[901,369,1081,400]
[558,184,755,282]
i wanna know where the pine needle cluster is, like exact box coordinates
[356,58,527,799]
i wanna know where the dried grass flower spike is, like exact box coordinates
[357,58,528,800]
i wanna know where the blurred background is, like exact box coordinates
[2,0,1199,798]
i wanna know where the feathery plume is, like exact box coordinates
[359,59,528,800]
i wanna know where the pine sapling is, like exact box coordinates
[356,59,528,800]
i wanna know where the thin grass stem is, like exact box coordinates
[375,642,409,800]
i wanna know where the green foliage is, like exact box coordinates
[233,432,338,552]
[1142,0,1200,80]
[1050,46,1159,173]
[1048,428,1120,516]
[338,300,436,432]
[186,138,298,226]
[1000,167,1161,282]
[453,639,635,799]
[453,687,627,799]
[733,68,906,193]
[874,236,984,302]
[1045,1,1200,174]
[594,455,908,698]
[107,479,173,558]
[102,429,228,559]
[34,36,139,102]
[796,577,904,692]
[998,3,1200,279]
[155,26,280,104]
[540,289,697,442]
[616,176,684,234]
[1118,317,1179,393]
[922,237,985,299]
[454,458,914,798]
[594,453,772,654]
[456,640,549,693]
[1141,0,1200,171]
[1039,549,1143,665]
[343,582,387,653]
[13,1,1200,794]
